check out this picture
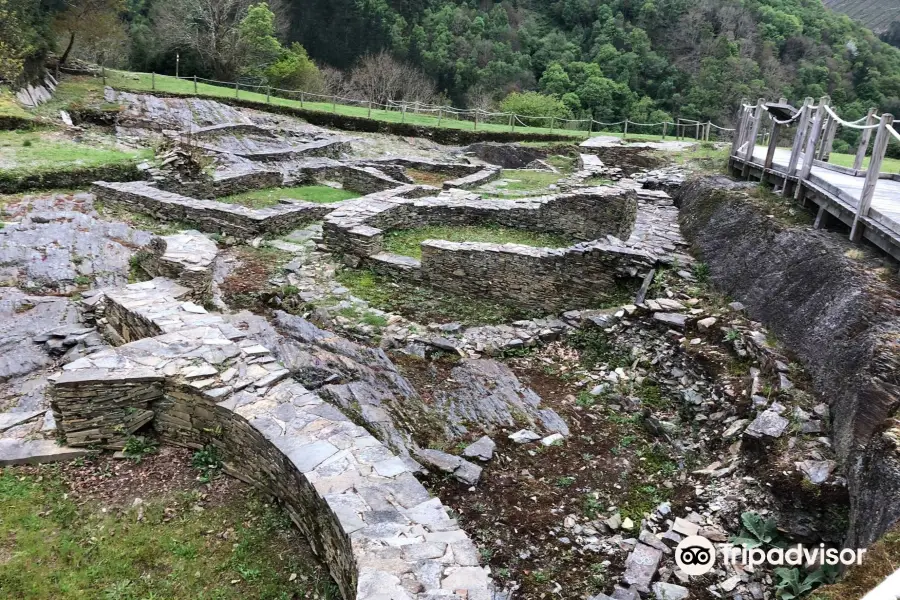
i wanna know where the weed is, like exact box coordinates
[692,261,710,283]
[122,435,157,462]
[555,476,576,488]
[191,445,223,483]
[576,391,596,408]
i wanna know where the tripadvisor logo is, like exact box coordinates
[675,536,868,576]
[675,536,716,576]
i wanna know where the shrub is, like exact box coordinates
[500,91,572,127]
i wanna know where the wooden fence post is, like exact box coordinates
[368,101,372,119]
[587,118,592,136]
[623,118,628,138]
[152,72,156,91]
[820,114,839,161]
[785,97,813,188]
[549,116,554,133]
[851,113,893,242]
[509,114,514,132]
[764,115,780,171]
[234,81,239,98]
[473,109,478,130]
[794,97,828,201]
[266,86,270,104]
[852,108,877,171]
[743,98,766,164]
[299,92,304,108]
[438,107,443,127]
[695,121,700,139]
[193,75,198,95]
[661,121,667,140]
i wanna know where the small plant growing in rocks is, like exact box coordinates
[730,511,784,549]
[191,445,222,483]
[122,435,157,462]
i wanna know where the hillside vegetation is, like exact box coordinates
[3,0,900,130]
[822,0,899,34]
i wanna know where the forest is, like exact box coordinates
[3,0,900,131]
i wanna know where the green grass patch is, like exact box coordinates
[100,70,723,142]
[0,87,35,123]
[382,224,573,259]
[0,467,339,599]
[335,268,535,325]
[826,151,900,174]
[496,169,562,191]
[219,185,360,209]
[0,130,151,174]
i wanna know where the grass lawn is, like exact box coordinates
[220,185,360,208]
[382,224,573,259]
[100,70,731,142]
[335,268,536,325]
[0,87,35,123]
[0,130,151,173]
[496,169,563,191]
[827,151,900,173]
[0,463,338,600]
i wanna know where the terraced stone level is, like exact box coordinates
[49,278,494,600]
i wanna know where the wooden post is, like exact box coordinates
[549,116,554,133]
[785,97,813,184]
[193,75,198,95]
[266,86,270,104]
[438,107,443,127]
[706,121,712,141]
[764,116,779,171]
[368,101,372,119]
[473,109,478,130]
[820,115,838,161]
[509,113,514,132]
[851,113,893,241]
[623,118,628,138]
[661,121,667,140]
[695,121,700,140]
[743,98,766,163]
[152,72,156,91]
[300,92,304,108]
[587,118,592,135]
[815,113,832,161]
[794,97,828,201]
[234,81,239,98]
[102,66,106,86]
[853,108,877,171]
[332,97,337,113]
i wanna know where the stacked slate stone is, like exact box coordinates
[134,231,219,301]
[92,181,335,238]
[47,277,495,600]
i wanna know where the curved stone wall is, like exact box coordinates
[49,278,494,600]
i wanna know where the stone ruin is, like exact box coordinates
[0,91,716,600]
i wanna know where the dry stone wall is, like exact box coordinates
[49,278,494,600]
[419,240,654,313]
[93,181,335,237]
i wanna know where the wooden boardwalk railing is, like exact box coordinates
[729,96,900,263]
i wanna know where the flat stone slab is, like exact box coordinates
[745,409,790,438]
[0,410,44,433]
[623,542,663,593]
[0,439,89,466]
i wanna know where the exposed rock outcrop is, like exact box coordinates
[677,175,900,549]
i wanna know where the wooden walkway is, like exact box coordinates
[729,98,900,262]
